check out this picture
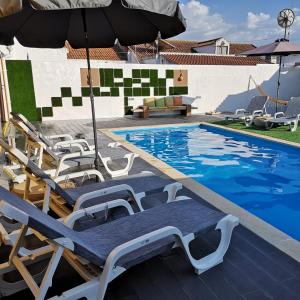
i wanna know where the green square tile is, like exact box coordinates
[133,79,141,84]
[42,107,53,117]
[124,88,133,97]
[36,108,42,121]
[169,87,174,95]
[93,87,100,97]
[133,88,142,97]
[61,87,72,97]
[124,97,129,106]
[72,97,83,106]
[125,106,133,115]
[150,70,158,86]
[154,87,160,96]
[110,88,119,97]
[142,82,150,88]
[132,69,141,78]
[101,92,111,96]
[166,70,174,78]
[159,88,167,96]
[104,69,114,87]
[114,82,124,87]
[51,97,62,107]
[141,88,150,97]
[173,86,188,95]
[114,69,123,78]
[81,87,90,97]
[141,69,150,78]
[158,78,166,87]
[124,78,132,87]
[100,69,105,86]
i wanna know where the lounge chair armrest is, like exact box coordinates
[274,112,285,118]
[108,142,122,148]
[235,109,246,114]
[54,169,105,184]
[55,151,94,176]
[64,199,134,228]
[53,139,92,151]
[46,134,74,141]
[252,110,263,116]
[164,182,183,203]
[74,184,142,211]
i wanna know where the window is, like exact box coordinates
[216,42,229,55]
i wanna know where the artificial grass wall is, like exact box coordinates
[6,60,39,121]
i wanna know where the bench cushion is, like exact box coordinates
[165,96,174,107]
[173,96,182,106]
[144,97,155,108]
[155,97,166,108]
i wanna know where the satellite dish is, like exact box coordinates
[277,8,295,29]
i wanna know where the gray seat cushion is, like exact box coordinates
[0,187,224,270]
[65,173,174,207]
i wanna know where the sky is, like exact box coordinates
[177,0,300,45]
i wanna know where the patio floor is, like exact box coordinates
[2,115,300,300]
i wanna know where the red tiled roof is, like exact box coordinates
[230,43,256,55]
[161,54,269,66]
[65,43,126,61]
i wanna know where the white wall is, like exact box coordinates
[13,59,300,120]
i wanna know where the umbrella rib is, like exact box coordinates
[14,10,34,40]
[101,8,117,44]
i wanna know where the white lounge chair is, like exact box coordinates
[223,96,269,124]
[265,97,300,132]
[0,187,239,300]
[7,118,139,181]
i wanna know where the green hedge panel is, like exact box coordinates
[6,60,39,121]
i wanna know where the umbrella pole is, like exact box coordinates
[276,56,283,113]
[81,8,101,176]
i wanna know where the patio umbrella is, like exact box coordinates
[242,40,300,111]
[0,0,186,172]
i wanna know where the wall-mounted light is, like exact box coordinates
[178,70,184,82]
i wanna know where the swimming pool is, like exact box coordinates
[115,124,300,241]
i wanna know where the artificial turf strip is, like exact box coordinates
[212,120,300,144]
[6,60,39,121]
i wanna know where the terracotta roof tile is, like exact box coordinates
[161,54,269,66]
[65,43,126,61]
[230,43,256,55]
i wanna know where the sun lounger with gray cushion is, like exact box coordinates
[266,97,300,132]
[11,112,122,151]
[223,96,268,121]
[0,187,239,300]
[0,139,182,218]
[10,113,138,179]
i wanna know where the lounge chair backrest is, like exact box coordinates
[264,99,287,116]
[11,113,53,147]
[0,139,73,204]
[246,96,268,114]
[285,97,300,117]
[10,118,58,162]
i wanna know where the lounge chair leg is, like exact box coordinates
[180,215,239,275]
[244,117,253,127]
[290,121,298,132]
[49,280,100,300]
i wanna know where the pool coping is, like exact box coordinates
[100,122,300,263]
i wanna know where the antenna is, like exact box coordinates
[277,8,295,40]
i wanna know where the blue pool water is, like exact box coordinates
[115,125,300,241]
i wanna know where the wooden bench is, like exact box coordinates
[132,96,198,119]
[133,105,192,119]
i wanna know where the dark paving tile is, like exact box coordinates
[244,290,273,300]
[144,258,190,300]
[164,253,220,300]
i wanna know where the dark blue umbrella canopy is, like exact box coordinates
[0,0,186,48]
[0,0,186,173]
